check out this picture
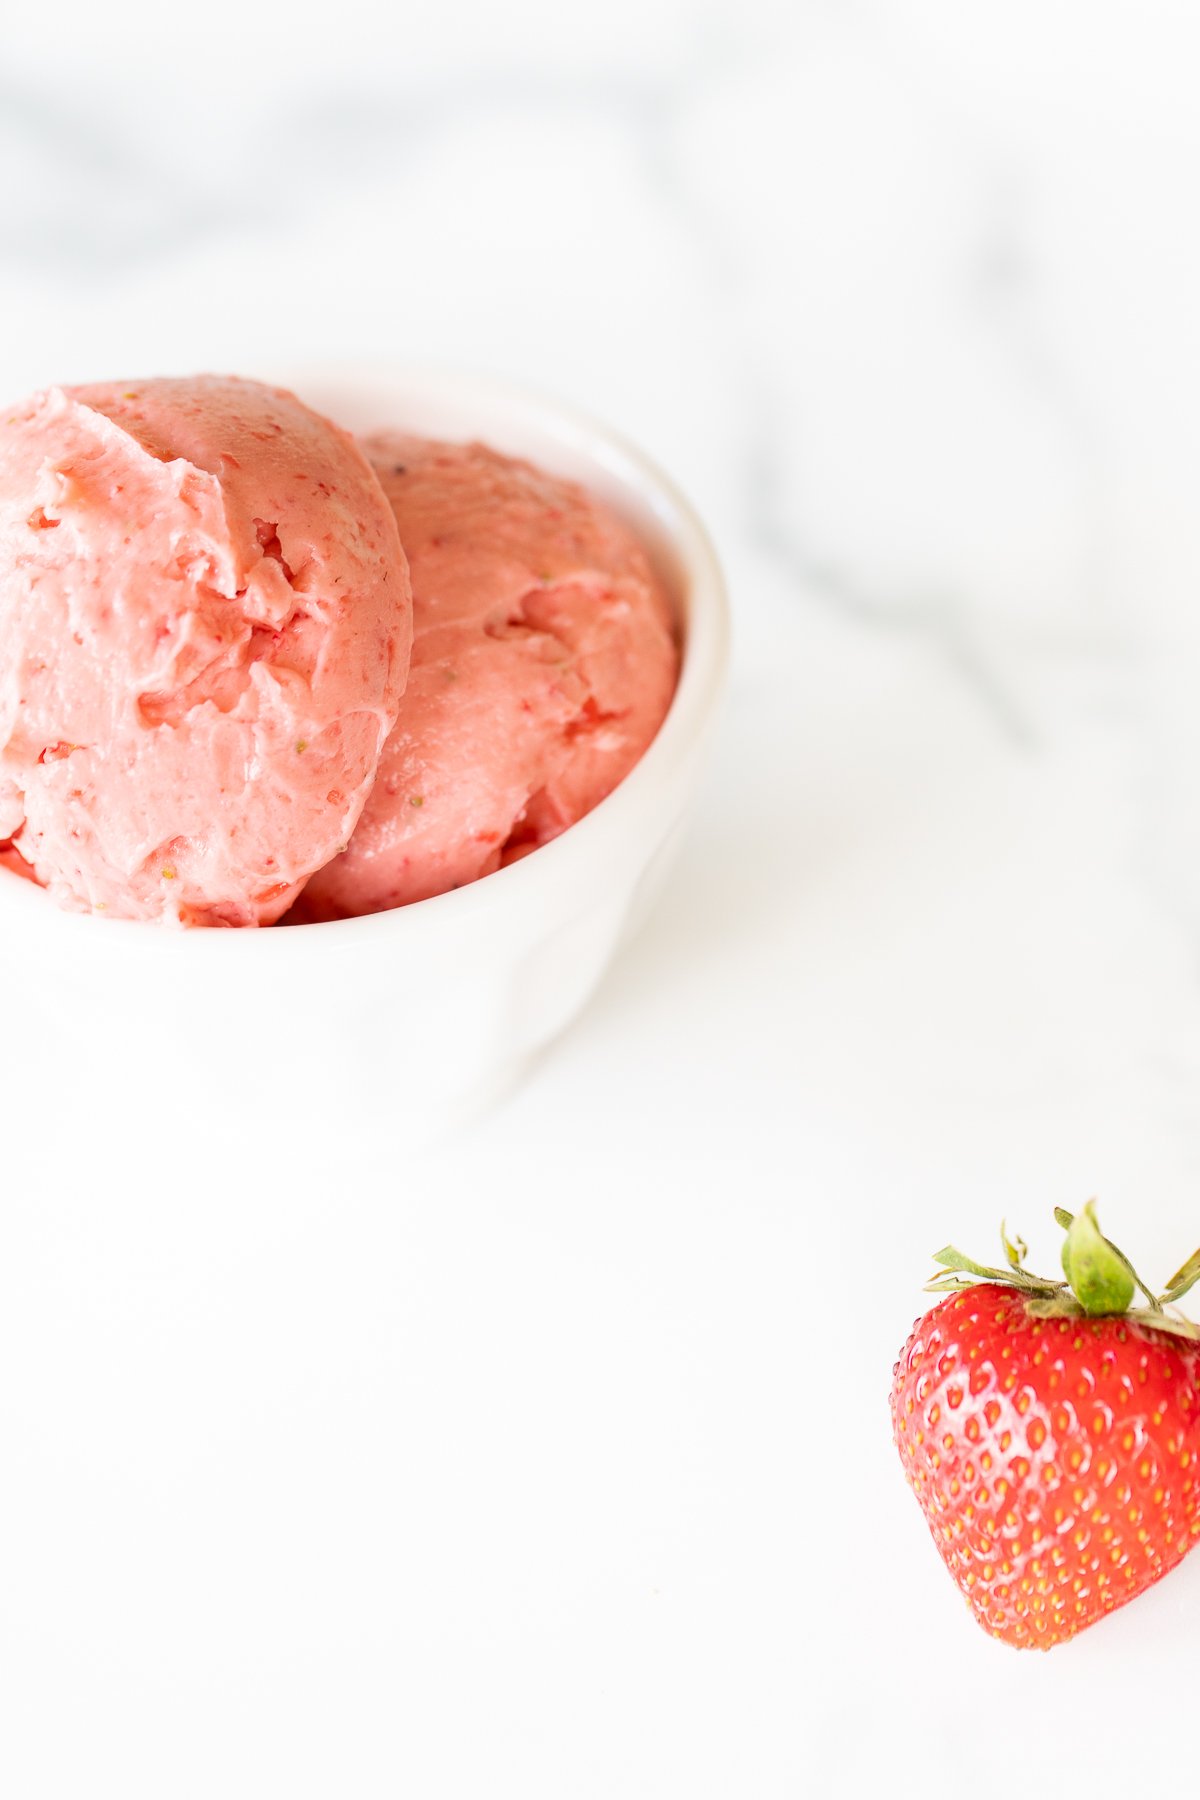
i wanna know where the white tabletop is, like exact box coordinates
[4,3,1200,1794]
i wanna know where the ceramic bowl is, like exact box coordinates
[0,365,730,1144]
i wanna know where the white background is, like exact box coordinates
[5,3,1200,1794]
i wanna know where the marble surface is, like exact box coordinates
[4,3,1200,1794]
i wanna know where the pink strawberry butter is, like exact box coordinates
[298,435,679,918]
[0,376,411,925]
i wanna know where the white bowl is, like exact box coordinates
[0,366,729,1146]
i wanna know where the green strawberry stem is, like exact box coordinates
[926,1202,1200,1341]
[1061,1204,1136,1314]
[1055,1204,1160,1312]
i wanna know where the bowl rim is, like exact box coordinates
[0,362,731,954]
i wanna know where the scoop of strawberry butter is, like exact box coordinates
[0,376,411,925]
[297,435,679,918]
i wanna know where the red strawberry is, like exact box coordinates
[891,1204,1200,1649]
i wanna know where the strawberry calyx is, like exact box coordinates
[926,1201,1200,1342]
